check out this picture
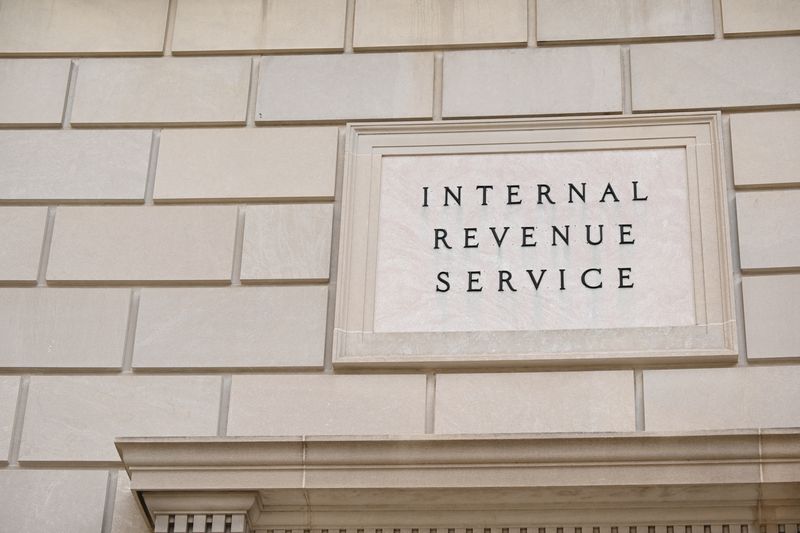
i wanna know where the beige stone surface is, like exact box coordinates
[435,371,635,434]
[442,46,621,117]
[0,0,168,55]
[643,366,800,431]
[154,127,338,201]
[722,0,800,35]
[227,374,427,435]
[0,207,47,282]
[0,130,150,200]
[0,288,129,368]
[111,472,151,533]
[173,0,346,52]
[47,206,238,283]
[630,37,800,110]
[730,111,800,187]
[256,53,434,122]
[19,375,220,462]
[736,190,800,270]
[0,377,20,462]
[133,286,327,368]
[0,469,107,532]
[537,0,714,42]
[71,58,250,126]
[0,59,69,125]
[742,275,800,360]
[353,0,527,49]
[241,204,333,281]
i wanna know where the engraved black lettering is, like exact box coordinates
[581,268,602,289]
[444,186,462,206]
[434,228,451,249]
[568,182,586,203]
[599,183,620,203]
[498,270,517,292]
[467,271,483,292]
[476,185,493,206]
[436,271,450,292]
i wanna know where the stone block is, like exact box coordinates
[742,274,800,360]
[730,111,800,187]
[442,46,622,117]
[227,374,427,435]
[133,286,327,369]
[353,0,527,49]
[643,366,800,431]
[0,470,107,532]
[434,371,635,434]
[736,190,800,270]
[47,206,238,283]
[0,288,130,369]
[722,0,800,35]
[71,58,250,126]
[537,0,714,42]
[0,130,151,201]
[0,207,47,282]
[154,127,338,201]
[111,472,151,533]
[173,0,346,52]
[256,53,434,122]
[0,0,168,55]
[631,37,800,110]
[19,375,220,462]
[0,59,70,125]
[0,377,19,462]
[241,204,333,281]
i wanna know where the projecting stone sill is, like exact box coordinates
[116,430,800,532]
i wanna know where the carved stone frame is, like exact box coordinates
[333,113,736,367]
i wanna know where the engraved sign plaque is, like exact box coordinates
[334,115,736,367]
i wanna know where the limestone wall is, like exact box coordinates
[0,1,798,531]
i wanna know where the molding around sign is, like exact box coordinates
[333,113,737,368]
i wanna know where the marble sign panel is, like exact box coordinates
[334,115,736,367]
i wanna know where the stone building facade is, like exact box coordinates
[0,1,798,532]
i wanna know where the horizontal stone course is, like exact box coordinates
[434,371,635,433]
[353,0,527,49]
[0,0,168,55]
[227,374,427,435]
[0,469,108,532]
[241,204,333,281]
[630,37,800,110]
[643,366,800,430]
[721,0,800,35]
[47,206,238,283]
[442,46,622,117]
[19,375,220,462]
[0,130,151,201]
[742,274,800,360]
[71,57,251,126]
[0,59,70,125]
[133,286,328,369]
[537,0,714,42]
[736,190,800,270]
[0,288,130,368]
[0,207,47,282]
[154,127,338,201]
[172,0,346,53]
[256,53,434,122]
[730,111,800,187]
[0,377,19,462]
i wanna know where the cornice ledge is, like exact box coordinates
[116,430,800,530]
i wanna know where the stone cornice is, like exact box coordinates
[117,430,800,531]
